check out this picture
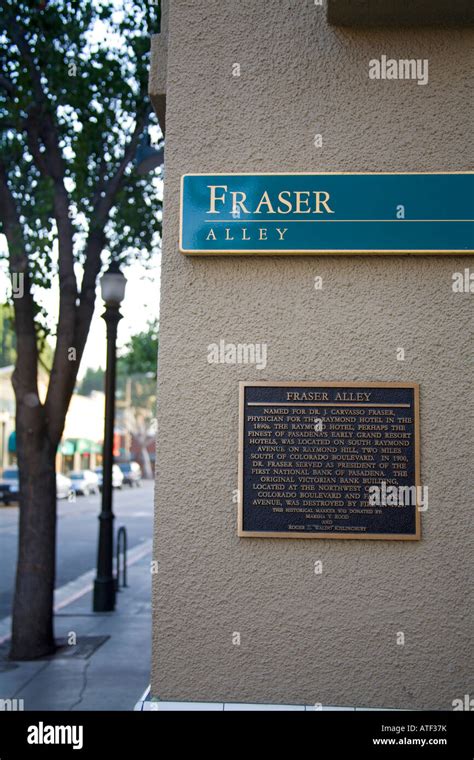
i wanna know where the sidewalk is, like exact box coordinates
[0,544,152,711]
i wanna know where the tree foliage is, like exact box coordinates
[0,0,162,445]
[0,302,54,370]
[0,0,162,659]
[78,319,158,398]
[77,364,104,395]
[0,0,162,331]
[119,317,158,378]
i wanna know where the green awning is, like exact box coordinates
[7,431,15,453]
[59,439,75,456]
[57,438,101,455]
[73,438,102,454]
[10,434,101,457]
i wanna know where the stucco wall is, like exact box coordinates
[150,0,473,709]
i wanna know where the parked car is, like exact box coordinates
[56,473,73,499]
[0,467,73,504]
[0,466,19,504]
[69,469,100,496]
[94,464,124,490]
[118,461,142,487]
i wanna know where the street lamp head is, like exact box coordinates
[100,261,127,307]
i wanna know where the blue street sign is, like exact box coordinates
[179,173,474,254]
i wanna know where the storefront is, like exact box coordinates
[56,438,103,474]
[58,439,75,474]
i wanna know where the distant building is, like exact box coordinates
[0,366,16,470]
[0,364,106,474]
[57,390,106,473]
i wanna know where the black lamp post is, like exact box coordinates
[93,262,127,612]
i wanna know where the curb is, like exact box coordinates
[0,539,153,645]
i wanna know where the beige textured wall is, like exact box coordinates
[150,0,473,709]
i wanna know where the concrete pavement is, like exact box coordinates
[0,546,152,711]
[0,482,154,711]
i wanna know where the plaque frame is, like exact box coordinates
[238,381,421,540]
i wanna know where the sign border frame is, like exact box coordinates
[180,171,474,255]
[237,380,421,540]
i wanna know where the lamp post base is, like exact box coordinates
[93,578,116,612]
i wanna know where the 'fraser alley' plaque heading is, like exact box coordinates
[180,172,474,254]
[238,382,421,540]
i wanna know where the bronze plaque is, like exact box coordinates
[238,382,421,540]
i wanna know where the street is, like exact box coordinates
[0,480,154,620]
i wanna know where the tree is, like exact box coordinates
[78,320,158,396]
[117,319,158,478]
[77,365,104,396]
[119,317,158,378]
[0,303,54,371]
[0,0,162,659]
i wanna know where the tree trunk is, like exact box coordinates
[10,403,57,660]
[139,441,153,480]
